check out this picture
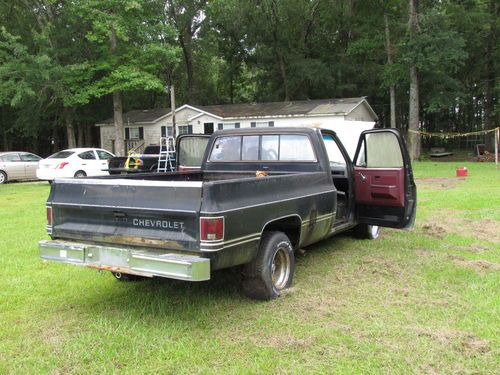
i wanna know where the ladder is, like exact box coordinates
[157,136,176,172]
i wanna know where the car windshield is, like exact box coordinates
[48,151,75,159]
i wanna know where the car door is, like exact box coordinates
[77,150,101,176]
[19,153,42,179]
[353,129,416,229]
[3,153,24,179]
[96,150,114,174]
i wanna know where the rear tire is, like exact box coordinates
[354,224,380,240]
[0,171,7,184]
[74,170,87,178]
[242,231,295,300]
[111,272,146,281]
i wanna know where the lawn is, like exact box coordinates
[0,162,499,374]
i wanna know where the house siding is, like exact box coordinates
[97,101,377,158]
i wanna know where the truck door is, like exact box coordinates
[176,134,210,171]
[353,129,416,229]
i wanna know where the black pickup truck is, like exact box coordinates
[39,127,416,300]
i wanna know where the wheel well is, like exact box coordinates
[262,216,301,250]
[74,170,86,177]
[0,169,7,180]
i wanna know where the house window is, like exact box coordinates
[251,121,274,128]
[125,127,143,140]
[178,125,193,135]
[161,126,173,137]
[217,123,240,130]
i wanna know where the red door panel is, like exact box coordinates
[354,167,405,207]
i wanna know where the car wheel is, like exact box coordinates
[242,231,295,300]
[74,170,87,178]
[0,171,7,184]
[111,272,146,281]
[354,224,380,240]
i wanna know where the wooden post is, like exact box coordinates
[495,127,498,167]
[170,85,176,139]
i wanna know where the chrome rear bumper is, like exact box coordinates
[39,240,210,281]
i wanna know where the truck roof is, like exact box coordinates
[212,127,323,137]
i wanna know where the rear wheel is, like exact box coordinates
[242,231,295,300]
[355,224,380,240]
[74,170,86,178]
[0,171,7,184]
[111,272,146,281]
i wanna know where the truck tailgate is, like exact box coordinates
[48,178,202,251]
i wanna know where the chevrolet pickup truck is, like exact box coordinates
[39,127,416,300]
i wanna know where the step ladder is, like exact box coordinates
[157,136,176,172]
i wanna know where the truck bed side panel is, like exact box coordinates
[200,172,336,268]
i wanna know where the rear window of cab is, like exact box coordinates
[209,134,316,162]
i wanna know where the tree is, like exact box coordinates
[75,0,180,156]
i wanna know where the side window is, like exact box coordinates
[279,135,315,161]
[356,132,403,168]
[210,136,241,161]
[3,153,21,162]
[242,136,259,160]
[20,153,42,162]
[261,135,279,160]
[78,151,96,160]
[322,135,347,166]
[97,150,113,160]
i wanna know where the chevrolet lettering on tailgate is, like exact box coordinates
[132,219,185,230]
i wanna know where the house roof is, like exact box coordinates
[192,98,374,119]
[96,98,376,125]
[97,108,171,125]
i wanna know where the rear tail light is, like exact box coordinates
[57,162,69,169]
[46,206,53,231]
[200,217,224,241]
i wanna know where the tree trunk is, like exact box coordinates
[110,27,125,156]
[179,34,195,103]
[484,0,498,151]
[408,0,421,160]
[270,1,289,101]
[65,108,76,149]
[84,123,92,147]
[77,123,84,147]
[113,91,125,156]
[384,11,396,129]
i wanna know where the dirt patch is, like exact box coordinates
[461,219,500,243]
[421,211,500,243]
[416,328,490,356]
[422,223,447,238]
[448,255,500,271]
[415,177,461,190]
[415,249,435,258]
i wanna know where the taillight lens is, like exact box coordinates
[57,162,69,169]
[47,206,52,226]
[200,217,224,241]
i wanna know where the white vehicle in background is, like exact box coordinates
[36,148,114,181]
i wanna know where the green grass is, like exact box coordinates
[1,163,499,374]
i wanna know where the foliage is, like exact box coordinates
[0,0,497,153]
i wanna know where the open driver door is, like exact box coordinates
[353,129,416,229]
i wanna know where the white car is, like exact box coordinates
[36,148,115,181]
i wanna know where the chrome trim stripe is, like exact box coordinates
[200,236,261,252]
[200,189,336,214]
[55,178,203,188]
[51,202,197,214]
[200,232,261,247]
[131,254,190,266]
